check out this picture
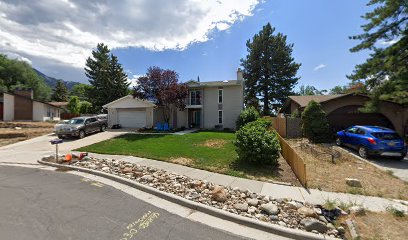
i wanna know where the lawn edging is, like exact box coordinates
[38,159,339,240]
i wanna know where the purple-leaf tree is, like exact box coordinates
[133,66,188,125]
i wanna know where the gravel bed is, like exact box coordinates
[45,156,346,238]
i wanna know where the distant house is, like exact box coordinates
[103,69,244,129]
[279,93,408,137]
[0,89,62,121]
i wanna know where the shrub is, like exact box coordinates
[236,106,260,130]
[234,119,281,165]
[301,100,332,143]
[79,101,92,114]
[67,96,80,114]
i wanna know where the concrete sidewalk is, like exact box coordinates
[79,152,408,213]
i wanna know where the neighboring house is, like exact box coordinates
[48,101,69,113]
[0,89,62,121]
[104,69,244,129]
[279,93,408,137]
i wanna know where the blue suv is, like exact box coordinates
[336,126,407,160]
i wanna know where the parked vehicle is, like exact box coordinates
[54,120,69,133]
[55,116,107,139]
[336,125,407,160]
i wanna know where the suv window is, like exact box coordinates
[371,132,400,140]
[356,129,365,135]
[346,127,358,134]
[85,119,91,124]
[89,118,97,123]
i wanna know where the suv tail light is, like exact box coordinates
[367,138,376,145]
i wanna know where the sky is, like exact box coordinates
[0,0,379,91]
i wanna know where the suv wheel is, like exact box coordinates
[100,124,107,132]
[358,146,368,159]
[79,130,86,139]
[57,135,64,139]
[335,137,342,146]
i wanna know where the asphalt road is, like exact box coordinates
[0,166,248,240]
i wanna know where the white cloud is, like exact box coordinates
[0,0,260,70]
[313,64,326,71]
[128,74,143,88]
[3,51,32,64]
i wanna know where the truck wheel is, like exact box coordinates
[79,130,86,139]
[100,124,107,132]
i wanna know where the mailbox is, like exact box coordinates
[50,139,63,145]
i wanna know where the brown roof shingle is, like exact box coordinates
[289,94,346,108]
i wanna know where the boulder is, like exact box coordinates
[122,167,133,174]
[300,218,328,233]
[287,201,303,209]
[211,186,228,202]
[234,203,248,212]
[260,203,279,215]
[247,198,259,206]
[140,175,154,182]
[345,178,362,188]
[101,166,110,172]
[297,207,318,218]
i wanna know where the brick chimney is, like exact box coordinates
[237,68,243,84]
[14,89,34,99]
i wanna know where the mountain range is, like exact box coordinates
[34,69,83,91]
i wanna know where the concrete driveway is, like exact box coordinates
[335,146,408,182]
[0,130,129,164]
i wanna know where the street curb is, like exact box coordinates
[38,160,338,240]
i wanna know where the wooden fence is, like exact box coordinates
[276,133,308,187]
[61,113,80,119]
[269,117,302,138]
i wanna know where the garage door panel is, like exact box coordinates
[118,109,146,128]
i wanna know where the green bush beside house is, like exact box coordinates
[301,100,332,143]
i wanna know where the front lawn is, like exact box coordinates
[77,131,299,184]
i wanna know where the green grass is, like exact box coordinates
[76,131,284,181]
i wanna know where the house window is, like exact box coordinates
[190,90,201,105]
[218,89,223,103]
[218,110,223,124]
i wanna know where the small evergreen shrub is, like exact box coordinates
[236,106,260,130]
[234,119,281,165]
[301,100,332,143]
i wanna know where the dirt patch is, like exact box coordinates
[339,211,408,240]
[198,139,228,149]
[287,138,408,200]
[0,121,54,147]
[169,157,194,166]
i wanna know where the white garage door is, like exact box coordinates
[118,109,146,128]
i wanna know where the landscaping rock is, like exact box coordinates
[260,203,279,215]
[122,167,133,174]
[234,203,248,212]
[247,198,259,206]
[287,201,303,209]
[345,178,362,188]
[297,207,318,218]
[67,156,343,238]
[140,174,153,182]
[300,218,328,233]
[211,186,228,202]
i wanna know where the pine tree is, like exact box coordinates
[241,23,300,115]
[84,43,129,112]
[51,80,69,101]
[348,0,408,105]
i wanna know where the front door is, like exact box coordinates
[191,110,201,128]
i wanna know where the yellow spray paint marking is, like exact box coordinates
[119,211,160,240]
[81,178,104,187]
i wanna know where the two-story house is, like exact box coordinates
[172,69,244,129]
[104,69,244,130]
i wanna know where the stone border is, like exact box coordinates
[38,160,339,240]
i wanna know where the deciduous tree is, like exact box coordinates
[133,67,188,124]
